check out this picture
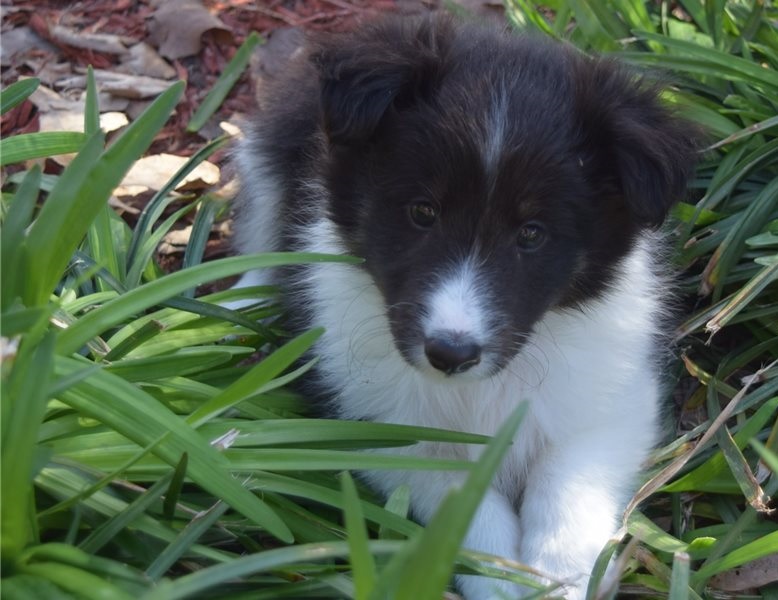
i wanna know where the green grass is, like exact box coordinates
[2,2,777,598]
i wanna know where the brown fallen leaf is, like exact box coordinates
[28,82,128,165]
[118,42,177,80]
[30,83,128,135]
[115,153,220,197]
[0,25,58,67]
[56,69,173,99]
[49,24,130,55]
[148,0,232,60]
[709,554,778,591]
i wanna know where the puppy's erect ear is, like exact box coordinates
[576,60,700,227]
[312,17,451,145]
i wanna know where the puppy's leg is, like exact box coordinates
[220,269,275,310]
[364,465,523,600]
[517,431,643,600]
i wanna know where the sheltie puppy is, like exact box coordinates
[229,15,697,599]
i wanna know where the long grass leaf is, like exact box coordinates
[668,552,691,600]
[341,472,376,600]
[1,77,39,114]
[634,31,778,88]
[146,500,229,580]
[78,471,174,553]
[180,195,221,296]
[54,356,293,542]
[0,131,87,167]
[19,563,135,600]
[1,333,54,558]
[142,541,402,600]
[187,32,262,132]
[83,67,99,136]
[125,135,229,271]
[56,252,359,355]
[1,166,40,308]
[186,328,323,427]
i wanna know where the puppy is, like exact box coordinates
[230,15,697,599]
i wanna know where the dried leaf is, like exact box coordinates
[115,153,220,197]
[0,26,57,67]
[50,25,129,55]
[30,83,128,145]
[709,555,778,591]
[148,0,232,60]
[118,42,177,79]
[56,70,172,99]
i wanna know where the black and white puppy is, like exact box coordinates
[230,15,697,599]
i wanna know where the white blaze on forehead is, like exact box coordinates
[483,86,509,179]
[424,260,487,341]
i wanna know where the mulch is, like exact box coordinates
[1,0,441,288]
[1,0,434,149]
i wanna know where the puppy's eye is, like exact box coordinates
[409,202,437,228]
[516,222,546,251]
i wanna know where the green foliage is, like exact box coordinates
[505,0,778,597]
[2,1,777,598]
[0,64,523,598]
[186,32,263,133]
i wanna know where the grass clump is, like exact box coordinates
[504,0,777,597]
[2,2,777,598]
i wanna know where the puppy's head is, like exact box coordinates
[313,16,698,379]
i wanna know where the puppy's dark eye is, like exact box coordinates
[516,222,546,251]
[409,202,437,228]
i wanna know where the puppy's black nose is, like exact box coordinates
[424,335,481,375]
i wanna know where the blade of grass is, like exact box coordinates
[0,131,87,167]
[142,540,403,600]
[693,530,778,582]
[185,327,323,427]
[125,200,199,288]
[634,31,778,88]
[145,500,230,580]
[56,252,360,356]
[37,435,168,518]
[705,254,778,335]
[162,453,188,521]
[1,332,55,559]
[36,466,233,563]
[180,195,221,296]
[125,135,229,272]
[668,552,691,600]
[83,66,123,288]
[341,472,377,600]
[78,470,175,553]
[54,355,294,543]
[187,32,263,132]
[378,485,410,541]
[705,114,778,151]
[19,563,135,600]
[1,166,41,308]
[1,77,39,114]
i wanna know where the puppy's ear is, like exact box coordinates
[312,17,451,145]
[576,60,700,227]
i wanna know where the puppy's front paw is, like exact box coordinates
[456,574,530,600]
